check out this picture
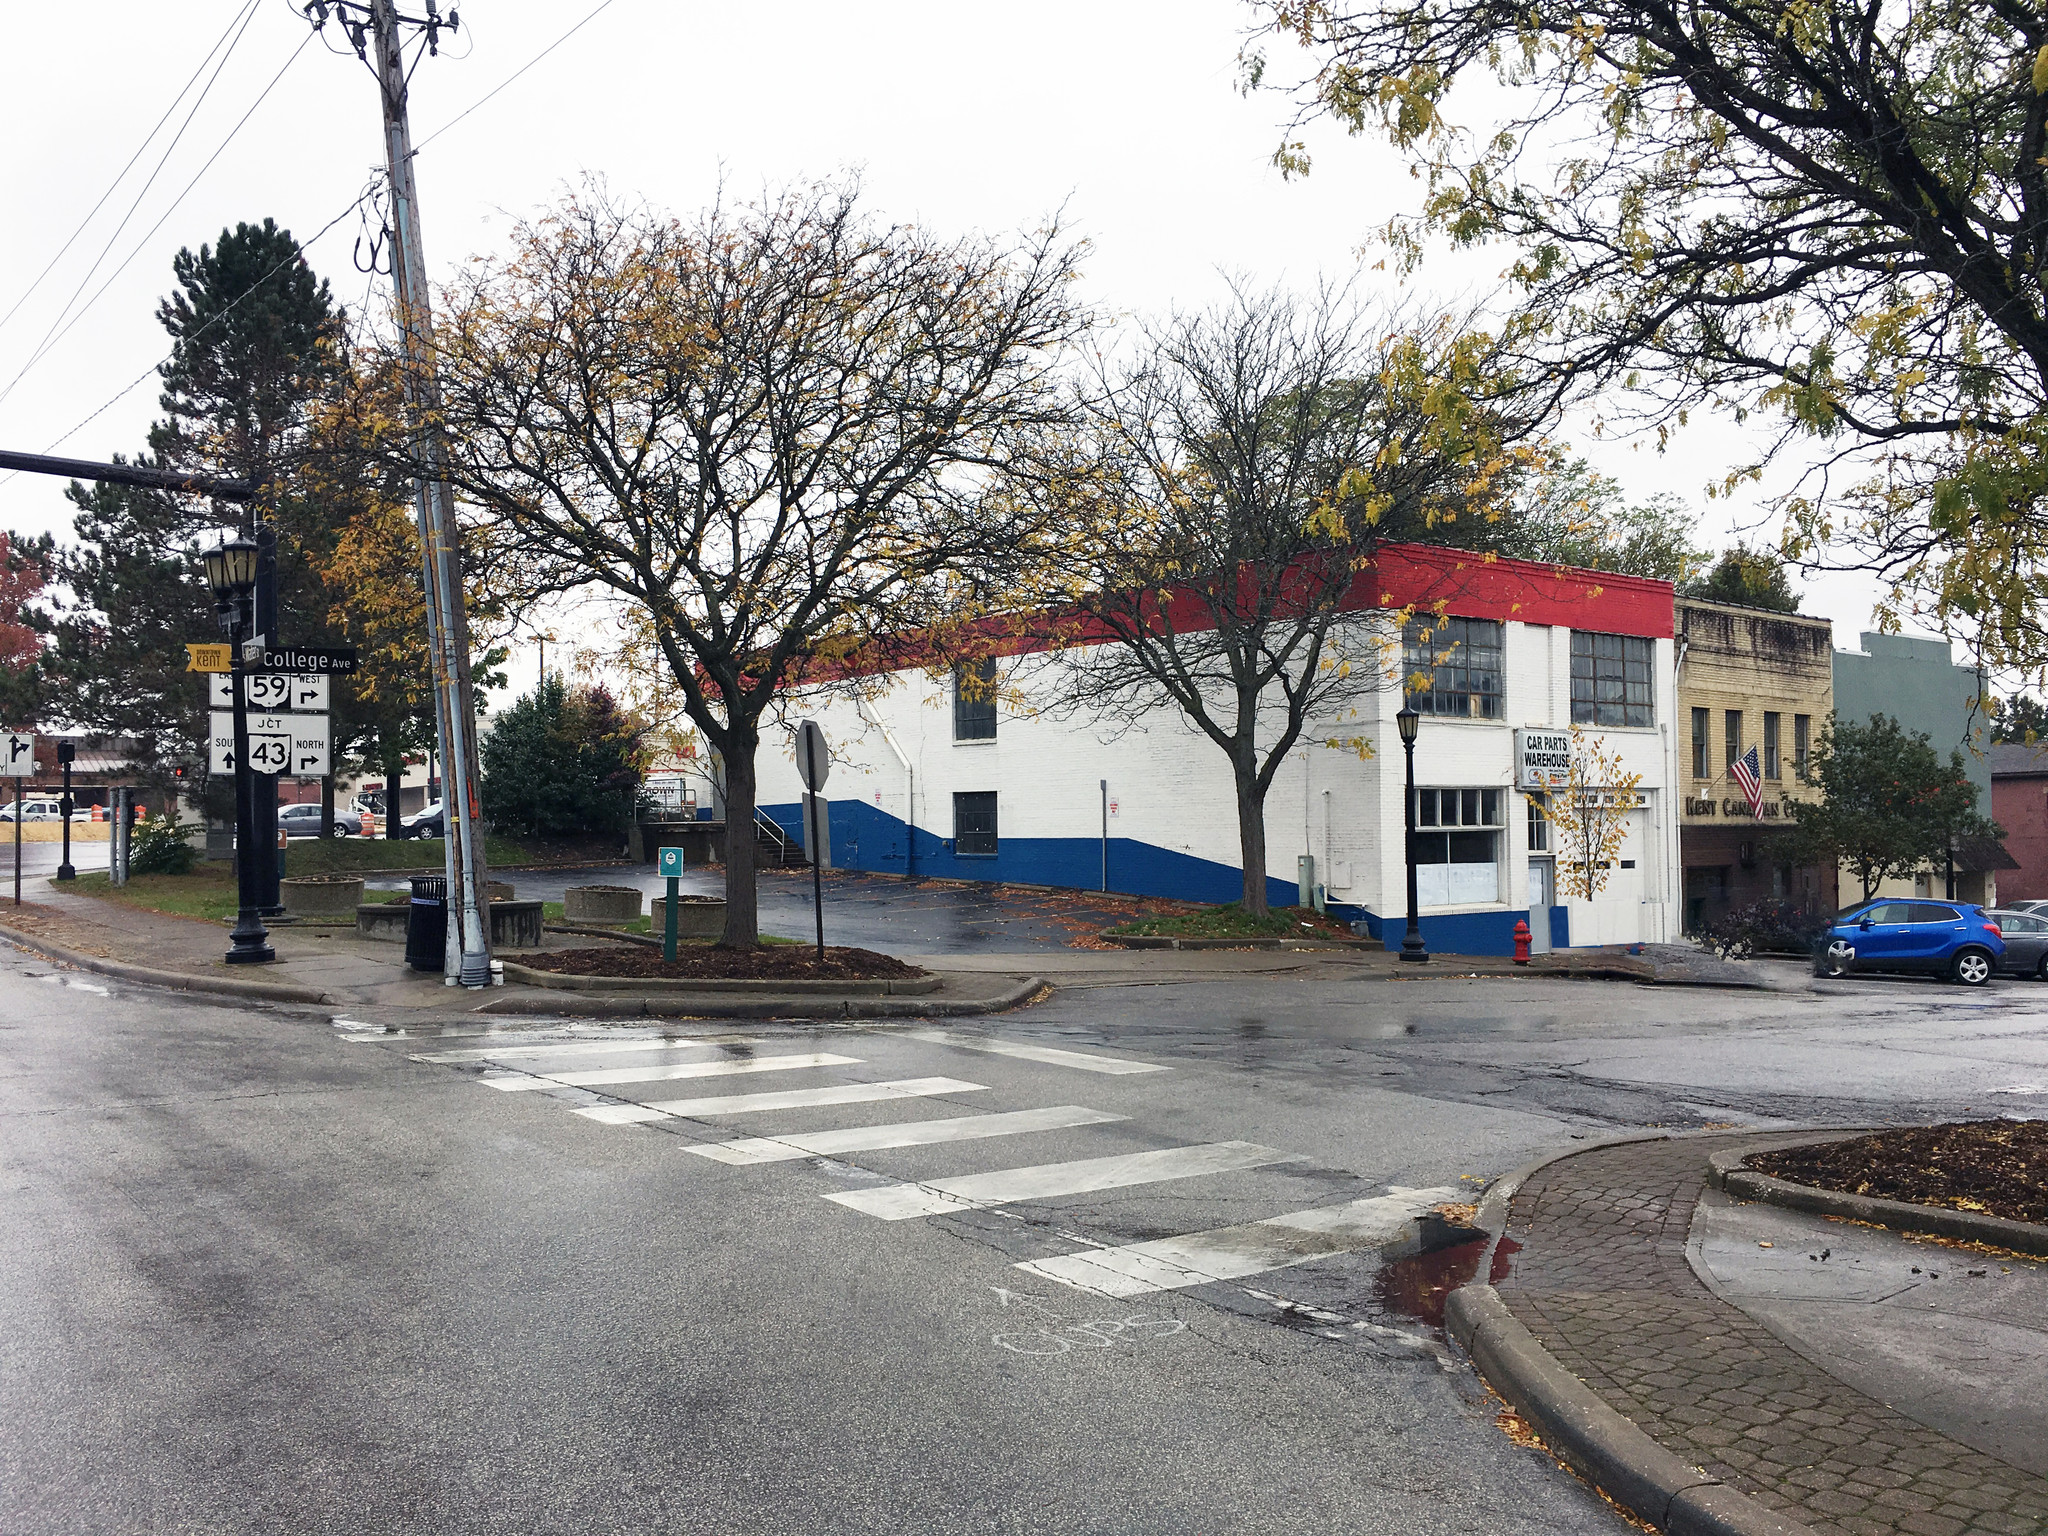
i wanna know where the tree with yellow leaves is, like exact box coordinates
[1537,728,1647,903]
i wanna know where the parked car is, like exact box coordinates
[401,801,444,839]
[0,797,63,822]
[1985,909,2048,978]
[1814,900,2005,986]
[277,803,361,838]
[1998,898,2048,916]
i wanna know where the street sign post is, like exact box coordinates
[658,846,684,962]
[208,712,330,778]
[4,731,34,907]
[795,721,829,960]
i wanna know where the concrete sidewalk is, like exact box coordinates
[1479,1134,2048,1536]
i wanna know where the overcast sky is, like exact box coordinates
[0,0,1916,695]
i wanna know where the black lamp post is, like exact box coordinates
[1396,704,1429,964]
[55,740,75,881]
[203,536,273,965]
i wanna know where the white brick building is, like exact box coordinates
[752,544,1680,956]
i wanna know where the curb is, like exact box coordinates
[1707,1145,2048,1258]
[0,922,333,1005]
[1454,1129,1824,1536]
[470,976,1049,1020]
[496,959,944,996]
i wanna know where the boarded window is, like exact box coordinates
[953,791,997,855]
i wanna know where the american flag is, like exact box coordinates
[1731,744,1765,819]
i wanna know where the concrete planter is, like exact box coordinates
[563,884,643,925]
[356,902,409,941]
[651,896,726,938]
[489,899,545,950]
[484,880,516,904]
[281,874,365,918]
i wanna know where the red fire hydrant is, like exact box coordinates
[1512,919,1532,965]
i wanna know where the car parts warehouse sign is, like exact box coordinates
[1515,729,1571,789]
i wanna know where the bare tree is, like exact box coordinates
[416,181,1086,947]
[1030,283,1531,917]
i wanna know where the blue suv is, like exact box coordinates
[1815,900,2004,986]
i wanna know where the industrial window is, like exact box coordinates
[1413,787,1503,905]
[1526,794,1551,853]
[1569,631,1655,727]
[1402,616,1504,719]
[952,658,997,741]
[1724,710,1743,774]
[1763,712,1781,780]
[1794,714,1811,780]
[952,791,998,856]
[1691,707,1709,779]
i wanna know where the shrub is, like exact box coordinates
[481,677,645,838]
[1692,900,1831,960]
[128,813,198,876]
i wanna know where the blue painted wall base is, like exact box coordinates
[768,799,1554,956]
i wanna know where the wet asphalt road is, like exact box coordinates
[3,942,2046,1535]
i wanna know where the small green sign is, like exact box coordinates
[658,847,684,877]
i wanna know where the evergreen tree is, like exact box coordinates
[480,677,643,839]
[1993,695,2048,746]
[1682,545,1801,612]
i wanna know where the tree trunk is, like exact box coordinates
[719,731,762,949]
[1234,755,1269,917]
[319,772,336,840]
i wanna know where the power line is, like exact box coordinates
[0,185,379,490]
[0,1,262,343]
[0,1,267,402]
[414,0,623,153]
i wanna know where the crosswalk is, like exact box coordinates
[342,1021,1458,1306]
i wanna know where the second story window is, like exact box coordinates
[1763,711,1781,780]
[953,658,997,741]
[1402,616,1504,719]
[1570,631,1655,727]
[1691,707,1709,779]
[1795,714,1811,780]
[1725,709,1743,774]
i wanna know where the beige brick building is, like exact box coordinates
[1675,599,1836,930]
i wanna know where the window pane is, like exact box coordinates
[1795,715,1811,779]
[952,659,997,741]
[1461,788,1480,825]
[1691,708,1708,777]
[1763,713,1780,780]
[953,791,998,855]
[1403,617,1505,719]
[1417,789,1438,827]
[1571,631,1656,726]
[1527,795,1550,853]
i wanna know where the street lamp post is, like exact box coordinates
[203,537,274,965]
[1396,705,1429,964]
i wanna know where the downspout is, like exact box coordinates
[1665,634,1690,942]
[858,694,915,876]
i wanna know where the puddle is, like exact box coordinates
[1373,1217,1521,1330]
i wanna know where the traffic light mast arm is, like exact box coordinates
[0,448,260,503]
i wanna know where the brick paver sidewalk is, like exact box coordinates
[1497,1136,2048,1536]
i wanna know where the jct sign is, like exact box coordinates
[1515,729,1572,789]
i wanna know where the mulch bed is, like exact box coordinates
[512,945,925,982]
[1749,1119,2048,1226]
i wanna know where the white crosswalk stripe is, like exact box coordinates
[824,1140,1301,1221]
[412,1036,753,1065]
[1014,1186,1459,1296]
[901,1029,1169,1075]
[574,1076,989,1123]
[480,1051,859,1092]
[685,1105,1127,1165]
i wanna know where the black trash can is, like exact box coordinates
[405,874,448,972]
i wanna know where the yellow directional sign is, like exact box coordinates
[186,643,231,674]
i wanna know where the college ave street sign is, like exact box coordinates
[247,645,357,675]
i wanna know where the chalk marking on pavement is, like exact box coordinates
[992,1317,1186,1356]
[413,1036,755,1065]
[1014,1186,1457,1297]
[902,1029,1170,1075]
[686,1105,1126,1165]
[823,1141,1301,1221]
[610,1076,990,1121]
[480,1051,858,1092]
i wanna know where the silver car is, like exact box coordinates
[1986,909,2048,978]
